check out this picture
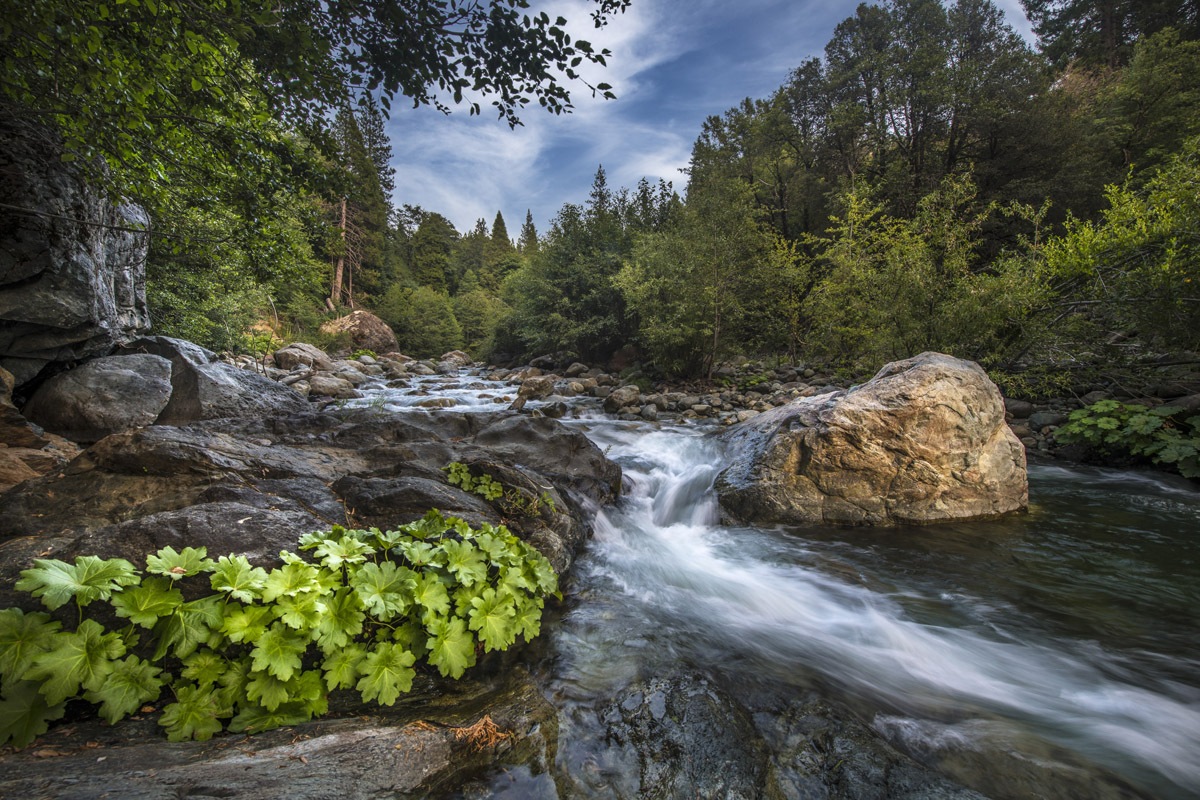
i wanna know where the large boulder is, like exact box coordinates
[0,365,81,492]
[319,309,399,354]
[22,353,172,442]
[120,335,310,424]
[0,118,150,389]
[716,352,1027,527]
[273,341,334,372]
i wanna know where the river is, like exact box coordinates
[352,373,1200,799]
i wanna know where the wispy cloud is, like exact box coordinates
[386,0,1038,235]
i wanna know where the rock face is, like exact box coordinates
[0,365,80,492]
[318,309,399,354]
[22,353,172,442]
[0,409,622,605]
[0,118,150,389]
[716,352,1027,526]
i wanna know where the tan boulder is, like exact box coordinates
[716,352,1027,527]
[318,310,398,355]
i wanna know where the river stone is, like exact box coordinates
[604,384,642,413]
[22,353,172,442]
[0,118,150,390]
[716,352,1027,527]
[274,341,335,371]
[440,349,472,367]
[318,309,399,354]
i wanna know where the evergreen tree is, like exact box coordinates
[518,211,540,256]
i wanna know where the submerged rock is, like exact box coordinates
[716,352,1027,527]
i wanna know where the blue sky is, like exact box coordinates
[384,0,1035,237]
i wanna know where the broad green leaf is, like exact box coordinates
[159,684,224,742]
[392,619,429,661]
[153,596,224,660]
[273,592,325,632]
[85,655,164,724]
[321,643,367,691]
[412,573,450,624]
[474,532,510,565]
[229,700,312,734]
[290,669,328,716]
[27,619,125,705]
[16,556,138,610]
[314,587,365,652]
[221,604,273,644]
[0,608,61,682]
[210,555,268,602]
[467,588,518,652]
[350,561,416,620]
[399,540,437,567]
[356,643,415,706]
[245,671,291,711]
[110,576,183,628]
[215,657,252,712]
[512,595,545,641]
[441,540,487,587]
[251,624,308,681]
[181,649,226,686]
[262,560,322,601]
[426,616,476,679]
[0,680,66,748]
[311,536,374,569]
[146,546,215,580]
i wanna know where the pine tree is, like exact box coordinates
[518,210,539,255]
[490,211,511,248]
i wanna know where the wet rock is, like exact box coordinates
[565,361,589,378]
[22,353,172,442]
[441,349,473,367]
[717,352,1027,527]
[639,404,659,422]
[594,674,766,800]
[0,118,150,389]
[318,309,399,354]
[309,373,360,399]
[603,384,642,413]
[542,401,568,419]
[515,376,556,402]
[1028,410,1069,430]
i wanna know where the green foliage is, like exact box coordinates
[377,285,464,358]
[0,514,558,747]
[1057,400,1200,478]
[444,462,558,517]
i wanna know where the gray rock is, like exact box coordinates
[440,349,473,367]
[639,403,659,421]
[308,373,360,399]
[717,352,1027,527]
[1029,410,1069,430]
[122,336,309,423]
[23,353,172,442]
[603,384,642,413]
[565,361,589,377]
[1002,397,1035,418]
[516,375,556,401]
[318,309,399,354]
[0,119,150,390]
[274,342,334,372]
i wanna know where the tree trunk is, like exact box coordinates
[330,196,347,307]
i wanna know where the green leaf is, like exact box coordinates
[210,555,268,602]
[245,671,291,711]
[273,592,325,632]
[314,587,365,652]
[392,619,429,661]
[321,643,367,691]
[475,532,509,565]
[146,546,216,580]
[221,603,273,644]
[262,560,322,601]
[512,595,545,641]
[467,588,518,652]
[153,596,224,660]
[399,540,438,567]
[110,576,183,628]
[311,535,374,569]
[426,616,476,679]
[355,643,415,706]
[0,680,66,748]
[441,540,487,587]
[16,556,138,610]
[350,561,416,621]
[412,573,451,624]
[0,608,61,682]
[229,700,312,734]
[85,655,164,724]
[159,684,224,742]
[27,619,125,705]
[180,649,226,686]
[251,624,308,681]
[214,657,252,712]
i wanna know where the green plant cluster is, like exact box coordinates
[1057,400,1200,478]
[443,462,557,517]
[0,511,558,748]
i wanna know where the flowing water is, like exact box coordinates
[353,374,1200,799]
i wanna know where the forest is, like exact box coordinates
[4,0,1200,395]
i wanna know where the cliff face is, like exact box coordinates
[0,117,150,391]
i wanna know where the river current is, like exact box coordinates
[349,373,1200,799]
